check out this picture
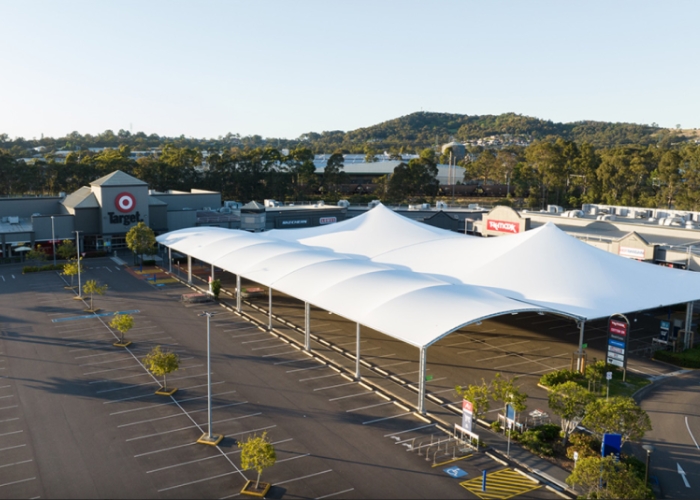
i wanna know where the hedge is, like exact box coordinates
[654,347,700,368]
[22,264,64,273]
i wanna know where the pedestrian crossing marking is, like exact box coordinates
[460,468,540,499]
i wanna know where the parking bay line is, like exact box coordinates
[274,469,333,487]
[0,477,36,489]
[158,471,239,493]
[118,401,247,428]
[126,413,262,442]
[299,373,340,382]
[363,411,414,425]
[96,372,209,394]
[111,390,237,416]
[286,365,326,373]
[314,382,355,391]
[104,381,224,404]
[329,392,369,402]
[147,440,298,474]
[346,401,393,413]
[384,423,436,437]
[263,350,302,358]
[90,365,204,384]
[0,459,33,470]
[316,488,355,499]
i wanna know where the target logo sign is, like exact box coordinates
[114,192,136,213]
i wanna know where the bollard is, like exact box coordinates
[482,470,487,491]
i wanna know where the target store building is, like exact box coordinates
[0,170,221,256]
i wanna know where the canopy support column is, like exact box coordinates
[685,302,695,350]
[268,287,273,331]
[236,275,241,312]
[576,320,586,373]
[187,255,192,284]
[418,347,427,414]
[304,302,310,351]
[168,247,172,273]
[355,323,361,380]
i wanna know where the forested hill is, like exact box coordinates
[302,112,678,152]
[0,112,688,158]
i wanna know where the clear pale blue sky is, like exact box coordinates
[2,0,698,140]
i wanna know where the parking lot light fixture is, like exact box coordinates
[197,311,223,446]
[642,444,655,485]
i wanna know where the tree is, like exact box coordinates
[455,381,490,420]
[110,313,134,345]
[27,245,47,265]
[322,152,345,196]
[239,431,277,490]
[548,381,595,446]
[82,279,107,312]
[126,221,156,271]
[143,346,180,392]
[211,279,221,299]
[582,396,652,445]
[62,258,83,287]
[57,239,76,260]
[491,373,527,427]
[566,455,653,499]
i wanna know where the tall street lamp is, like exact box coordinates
[75,230,82,299]
[197,311,223,446]
[51,216,56,266]
[642,444,655,485]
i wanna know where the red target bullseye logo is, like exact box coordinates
[114,192,136,213]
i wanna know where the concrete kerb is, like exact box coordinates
[160,266,579,496]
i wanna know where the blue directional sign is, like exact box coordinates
[608,339,625,349]
[602,433,622,459]
[443,466,468,478]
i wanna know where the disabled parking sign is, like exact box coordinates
[443,466,468,478]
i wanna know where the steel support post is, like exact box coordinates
[418,347,427,414]
[304,302,310,351]
[187,255,192,284]
[268,287,272,330]
[236,275,241,312]
[355,323,361,380]
[168,247,172,273]
[577,320,586,373]
[685,302,694,349]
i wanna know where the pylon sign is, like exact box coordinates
[607,315,629,368]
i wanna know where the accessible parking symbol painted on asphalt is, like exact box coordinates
[444,466,468,478]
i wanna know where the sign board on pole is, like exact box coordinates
[505,403,515,425]
[659,320,670,342]
[462,400,474,433]
[607,316,629,369]
[602,433,622,459]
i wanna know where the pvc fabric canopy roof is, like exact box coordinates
[157,204,700,348]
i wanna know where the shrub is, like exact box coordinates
[518,424,562,457]
[22,263,64,273]
[654,347,700,369]
[566,432,600,460]
[540,369,580,387]
[622,454,647,481]
[490,421,502,432]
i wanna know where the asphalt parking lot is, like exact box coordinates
[194,262,677,429]
[0,258,563,499]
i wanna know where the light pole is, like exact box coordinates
[642,444,655,485]
[75,230,82,298]
[197,311,223,446]
[51,216,56,266]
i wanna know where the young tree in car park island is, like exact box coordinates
[581,396,652,445]
[491,373,527,428]
[125,221,156,270]
[455,380,490,420]
[547,381,595,446]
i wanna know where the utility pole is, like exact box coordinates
[197,311,223,446]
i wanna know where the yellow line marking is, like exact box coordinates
[432,453,473,468]
[460,468,541,500]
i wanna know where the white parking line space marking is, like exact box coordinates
[346,401,393,413]
[241,338,278,344]
[274,358,306,366]
[0,459,33,470]
[262,349,301,358]
[0,477,36,489]
[118,401,247,428]
[316,488,355,499]
[384,423,436,437]
[379,361,410,368]
[134,442,197,458]
[299,373,340,382]
[363,411,413,425]
[314,382,355,391]
[104,381,224,404]
[126,413,261,442]
[110,390,237,416]
[0,430,23,437]
[158,471,238,492]
[275,469,333,486]
[286,365,326,373]
[329,392,369,402]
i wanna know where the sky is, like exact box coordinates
[1,0,699,140]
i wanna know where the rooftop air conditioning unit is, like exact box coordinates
[421,203,430,209]
[435,201,447,209]
[337,200,349,208]
[8,216,19,224]
[368,200,381,208]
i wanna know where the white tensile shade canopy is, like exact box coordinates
[159,204,700,414]
[157,204,700,349]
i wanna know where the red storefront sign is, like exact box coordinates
[609,319,628,337]
[486,219,519,234]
